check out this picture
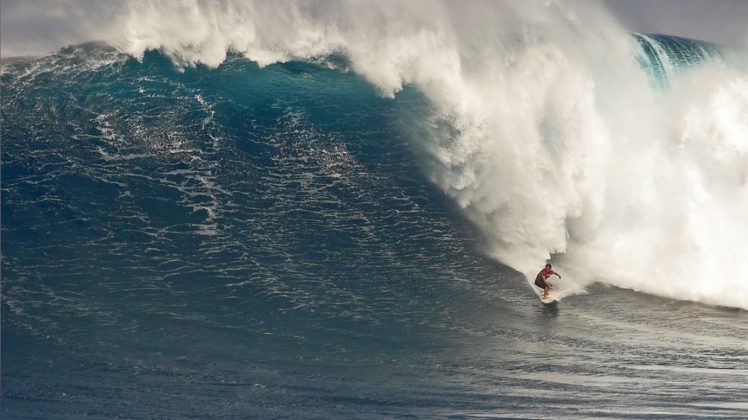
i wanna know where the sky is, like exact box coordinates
[601,0,748,46]
[1,0,747,58]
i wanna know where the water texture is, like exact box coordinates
[2,2,748,417]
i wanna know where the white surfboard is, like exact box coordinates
[540,294,558,304]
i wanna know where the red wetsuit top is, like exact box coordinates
[534,268,557,288]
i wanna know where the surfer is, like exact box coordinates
[535,263,561,299]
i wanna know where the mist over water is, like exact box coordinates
[77,0,748,309]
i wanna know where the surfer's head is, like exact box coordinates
[545,263,552,269]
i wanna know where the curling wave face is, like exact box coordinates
[90,0,748,308]
[5,1,748,309]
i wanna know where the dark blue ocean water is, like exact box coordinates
[2,39,747,418]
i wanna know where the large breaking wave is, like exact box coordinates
[5,0,748,309]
